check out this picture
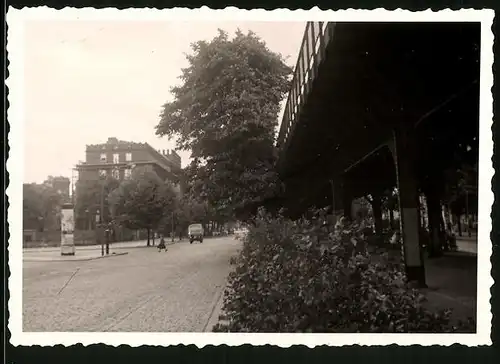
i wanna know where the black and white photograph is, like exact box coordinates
[6,8,494,347]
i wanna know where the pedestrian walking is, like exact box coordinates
[158,236,167,252]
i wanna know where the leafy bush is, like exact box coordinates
[214,208,475,333]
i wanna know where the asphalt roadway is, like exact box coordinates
[23,236,241,332]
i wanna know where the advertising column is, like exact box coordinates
[61,203,76,256]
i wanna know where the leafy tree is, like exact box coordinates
[109,169,176,246]
[180,162,236,233]
[156,29,292,220]
[442,162,478,236]
[383,188,399,228]
[74,177,120,230]
[23,183,62,231]
[157,194,215,240]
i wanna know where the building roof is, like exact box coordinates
[85,137,181,169]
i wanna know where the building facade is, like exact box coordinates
[76,137,182,188]
[46,176,71,199]
[74,137,183,241]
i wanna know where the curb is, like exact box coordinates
[23,240,185,254]
[204,285,228,332]
[23,252,129,262]
[23,236,229,253]
[423,289,476,309]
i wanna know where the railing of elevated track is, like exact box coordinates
[276,22,334,154]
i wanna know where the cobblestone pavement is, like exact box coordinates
[23,237,241,332]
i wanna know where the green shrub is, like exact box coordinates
[214,208,475,333]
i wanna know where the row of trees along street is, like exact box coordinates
[360,160,477,237]
[359,161,478,256]
[22,173,231,247]
[72,169,231,246]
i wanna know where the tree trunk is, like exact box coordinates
[389,209,394,229]
[440,211,449,251]
[152,231,155,246]
[419,195,427,229]
[443,204,453,233]
[425,187,443,258]
[343,193,352,222]
[372,194,383,245]
[456,215,463,236]
[147,228,150,246]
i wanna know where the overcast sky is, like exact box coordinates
[23,20,306,184]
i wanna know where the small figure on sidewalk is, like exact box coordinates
[158,236,167,252]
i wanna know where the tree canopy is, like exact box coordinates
[156,29,292,220]
[74,177,120,229]
[23,182,62,231]
[108,169,177,245]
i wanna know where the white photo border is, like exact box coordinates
[6,6,495,347]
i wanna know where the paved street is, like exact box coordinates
[23,236,241,332]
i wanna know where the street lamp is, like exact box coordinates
[96,208,104,256]
[105,222,110,255]
[171,211,175,242]
[85,209,90,230]
[98,175,111,255]
[37,216,44,232]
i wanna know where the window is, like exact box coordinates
[98,169,107,178]
[100,153,107,162]
[124,168,132,179]
[125,152,132,161]
[113,153,120,163]
[112,168,120,180]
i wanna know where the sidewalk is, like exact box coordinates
[23,239,178,254]
[23,235,226,254]
[423,253,477,326]
[23,250,129,262]
[455,237,478,255]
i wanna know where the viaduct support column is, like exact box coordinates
[329,179,337,221]
[371,191,384,245]
[390,126,426,287]
[342,182,353,221]
[425,182,444,258]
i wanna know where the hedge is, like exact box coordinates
[214,208,475,333]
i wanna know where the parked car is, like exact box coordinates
[188,223,204,244]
